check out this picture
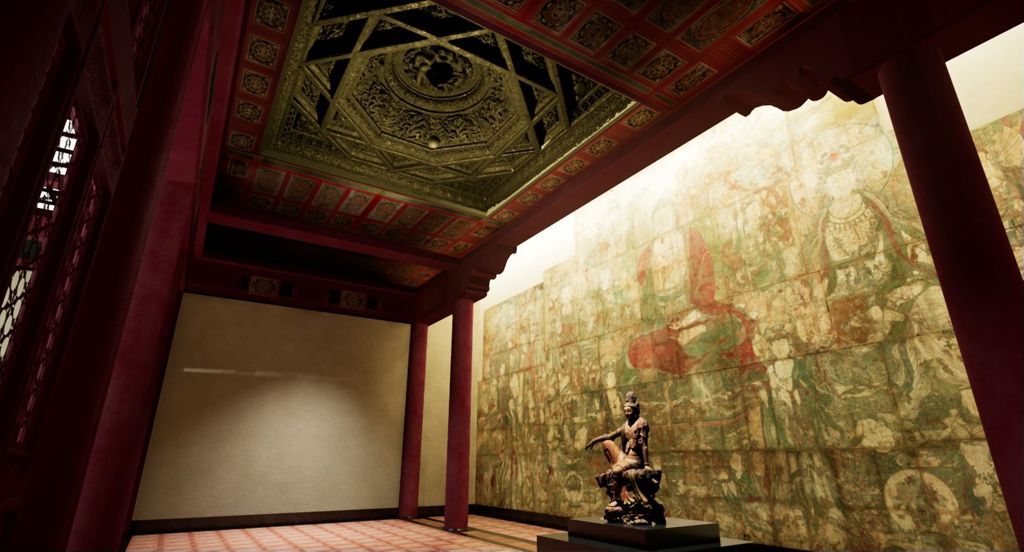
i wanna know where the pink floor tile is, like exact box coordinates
[127,516,550,552]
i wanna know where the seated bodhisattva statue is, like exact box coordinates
[584,391,665,525]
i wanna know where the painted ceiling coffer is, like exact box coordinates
[259,1,632,212]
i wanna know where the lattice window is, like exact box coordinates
[11,178,102,447]
[0,109,82,392]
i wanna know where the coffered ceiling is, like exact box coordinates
[215,0,665,274]
[261,1,632,212]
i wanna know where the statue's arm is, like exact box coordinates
[584,428,622,450]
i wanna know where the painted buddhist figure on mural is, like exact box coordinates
[629,222,758,378]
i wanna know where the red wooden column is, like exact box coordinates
[878,44,1024,548]
[65,12,219,547]
[444,298,474,530]
[399,322,429,518]
[66,178,192,551]
[5,0,208,549]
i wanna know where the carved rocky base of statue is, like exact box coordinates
[596,467,666,526]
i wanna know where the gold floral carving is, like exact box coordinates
[534,0,584,32]
[571,12,621,51]
[255,0,289,32]
[608,33,654,68]
[626,107,657,128]
[247,36,279,66]
[639,51,684,82]
[737,4,798,46]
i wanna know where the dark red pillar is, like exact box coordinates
[66,16,212,542]
[878,44,1024,548]
[444,298,474,530]
[5,0,208,549]
[399,322,429,518]
[66,175,192,551]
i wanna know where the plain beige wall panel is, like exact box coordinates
[419,315,451,507]
[133,294,413,520]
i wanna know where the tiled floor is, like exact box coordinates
[127,515,553,552]
[437,515,549,542]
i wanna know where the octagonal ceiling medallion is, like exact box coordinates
[261,0,634,213]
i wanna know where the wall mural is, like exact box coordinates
[476,95,1023,551]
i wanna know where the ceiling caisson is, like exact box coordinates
[261,0,633,212]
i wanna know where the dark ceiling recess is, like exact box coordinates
[204,224,440,289]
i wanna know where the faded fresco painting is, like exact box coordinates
[476,95,1023,551]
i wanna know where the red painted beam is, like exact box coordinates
[415,241,515,324]
[68,175,194,550]
[187,256,417,323]
[833,0,1024,101]
[191,255,418,298]
[97,0,138,160]
[65,4,220,544]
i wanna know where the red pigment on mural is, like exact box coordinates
[628,229,758,376]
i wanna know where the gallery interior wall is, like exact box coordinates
[421,315,452,507]
[474,25,1023,552]
[133,294,424,520]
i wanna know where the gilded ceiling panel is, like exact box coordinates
[261,0,633,213]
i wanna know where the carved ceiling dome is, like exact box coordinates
[352,48,514,155]
[399,46,478,97]
[259,1,633,213]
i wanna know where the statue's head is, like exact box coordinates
[623,391,640,420]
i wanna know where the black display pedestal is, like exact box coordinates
[536,517,802,552]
